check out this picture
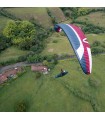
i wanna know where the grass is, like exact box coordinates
[3,28,104,63]
[0,46,29,62]
[0,54,105,111]
[4,7,53,28]
[0,15,11,32]
[0,8,105,112]
[86,33,105,44]
[3,7,67,28]
[41,33,75,56]
[48,7,66,22]
[42,32,105,56]
[76,11,105,28]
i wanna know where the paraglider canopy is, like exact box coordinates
[54,23,92,75]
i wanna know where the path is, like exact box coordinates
[0,55,75,74]
[0,53,104,74]
[0,62,42,73]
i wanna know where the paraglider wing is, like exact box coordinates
[54,24,92,74]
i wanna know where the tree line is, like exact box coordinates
[72,20,105,34]
[61,7,105,19]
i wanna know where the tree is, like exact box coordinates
[42,60,49,66]
[0,34,11,52]
[64,10,71,17]
[70,8,79,19]
[78,8,90,16]
[3,20,36,50]
[27,54,43,63]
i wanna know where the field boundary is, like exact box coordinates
[60,81,100,112]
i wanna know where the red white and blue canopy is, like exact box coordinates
[54,24,92,75]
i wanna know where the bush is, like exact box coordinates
[46,8,58,24]
[27,54,43,63]
[88,77,100,88]
[91,41,105,54]
[101,44,105,48]
[42,60,49,66]
[0,8,20,20]
[52,40,58,43]
[64,10,71,17]
[0,34,12,53]
[0,58,18,66]
[35,72,42,79]
[17,68,26,77]
[91,41,101,47]
[17,55,27,62]
[45,55,54,62]
[91,46,105,54]
[90,98,100,112]
[52,59,58,65]
[47,62,55,69]
[73,20,105,34]
[26,51,35,57]
[15,100,28,112]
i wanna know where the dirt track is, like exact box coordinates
[0,55,75,74]
[0,62,42,74]
[0,53,102,74]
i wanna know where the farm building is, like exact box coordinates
[4,67,22,77]
[0,74,8,84]
[31,65,48,73]
[0,67,22,84]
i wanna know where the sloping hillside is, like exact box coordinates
[0,7,105,112]
[76,11,105,28]
[0,54,105,111]
[1,7,66,28]
[48,7,66,22]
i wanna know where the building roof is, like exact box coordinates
[0,67,22,84]
[0,74,7,84]
[31,65,47,72]
[4,67,21,77]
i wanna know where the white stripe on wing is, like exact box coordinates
[87,48,92,73]
[66,24,84,60]
[83,38,88,43]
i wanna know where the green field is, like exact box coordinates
[0,47,29,62]
[4,7,53,27]
[1,33,105,63]
[0,7,105,112]
[3,7,65,28]
[42,33,105,56]
[0,54,105,111]
[48,7,66,22]
[42,33,74,56]
[87,33,105,44]
[76,11,105,28]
